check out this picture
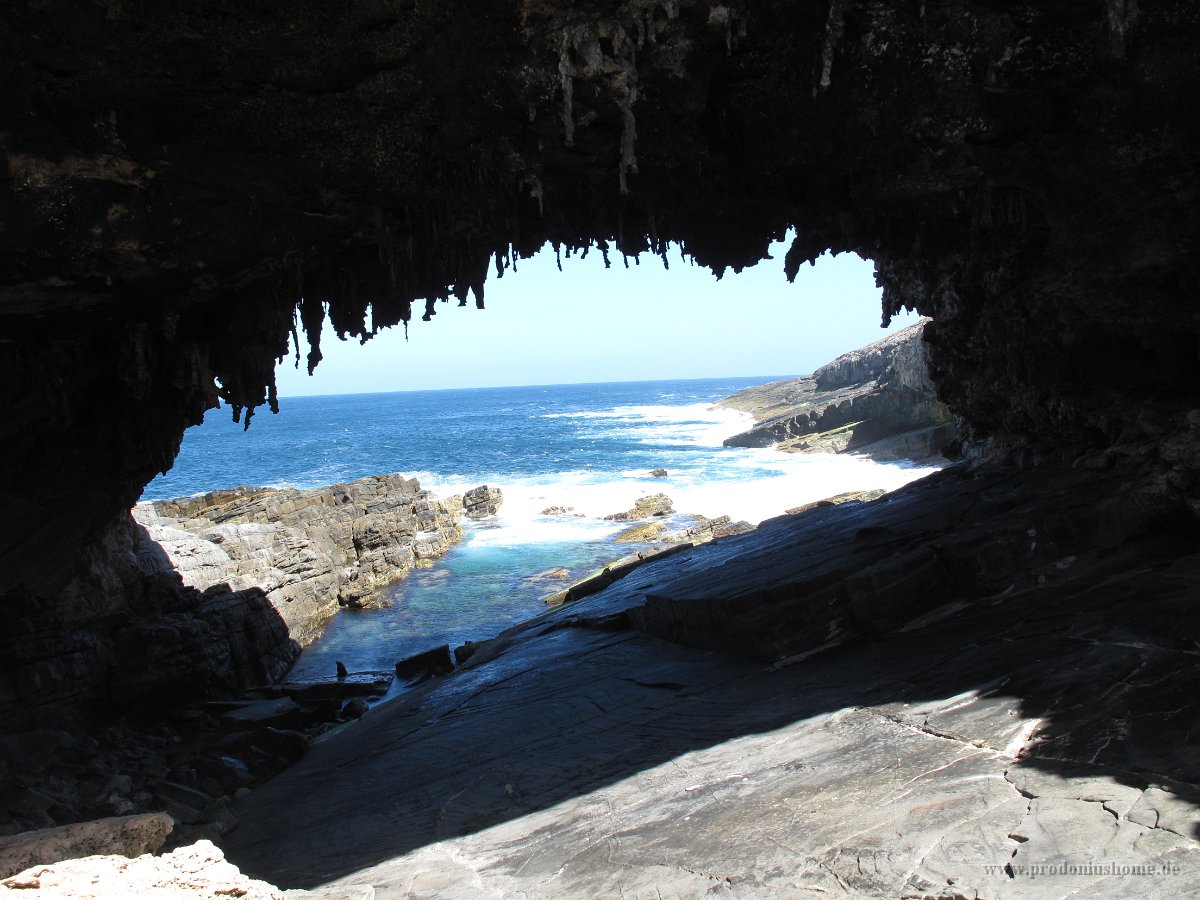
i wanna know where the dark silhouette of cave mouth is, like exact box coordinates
[221,462,1200,888]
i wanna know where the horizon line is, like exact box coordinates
[270,372,802,403]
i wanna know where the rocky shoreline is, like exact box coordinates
[5,457,1200,896]
[0,476,507,865]
[133,475,496,645]
[2,359,1194,898]
[720,321,957,463]
[0,407,897,883]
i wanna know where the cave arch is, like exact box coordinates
[1,1,1198,722]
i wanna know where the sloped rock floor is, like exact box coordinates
[223,464,1200,898]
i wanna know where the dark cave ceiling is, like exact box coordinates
[1,0,1198,595]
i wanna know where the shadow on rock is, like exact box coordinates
[220,462,1200,895]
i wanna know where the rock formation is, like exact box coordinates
[0,473,491,730]
[222,459,1200,897]
[460,485,504,520]
[721,321,956,460]
[0,812,173,880]
[2,839,286,899]
[6,1,1197,616]
[603,493,675,521]
[1,1,1200,895]
[138,474,468,632]
[0,510,298,729]
[0,0,1196,720]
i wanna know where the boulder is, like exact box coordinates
[661,515,755,545]
[341,698,368,720]
[1,839,284,898]
[614,522,668,543]
[394,645,455,681]
[462,485,504,519]
[603,494,674,521]
[275,672,393,702]
[219,697,302,732]
[0,812,174,879]
[453,642,479,665]
[248,728,309,764]
[526,567,571,582]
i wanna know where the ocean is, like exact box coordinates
[142,377,939,682]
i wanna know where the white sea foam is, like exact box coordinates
[546,401,756,446]
[425,450,938,547]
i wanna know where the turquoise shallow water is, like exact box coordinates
[144,377,939,682]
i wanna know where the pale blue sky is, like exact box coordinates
[276,237,918,397]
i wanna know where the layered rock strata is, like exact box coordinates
[721,321,956,461]
[0,510,297,729]
[137,474,471,632]
[222,457,1200,898]
[0,474,488,732]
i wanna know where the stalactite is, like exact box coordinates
[617,65,639,195]
[708,5,738,56]
[559,30,575,147]
[816,0,850,95]
[521,174,544,217]
[289,312,301,370]
[1107,0,1138,57]
[299,295,325,375]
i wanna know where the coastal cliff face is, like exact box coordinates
[0,510,297,729]
[138,474,468,637]
[720,321,956,460]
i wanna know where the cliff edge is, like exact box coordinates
[720,322,957,462]
[136,475,501,648]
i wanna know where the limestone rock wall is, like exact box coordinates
[0,512,297,729]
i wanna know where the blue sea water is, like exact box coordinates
[142,377,938,684]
